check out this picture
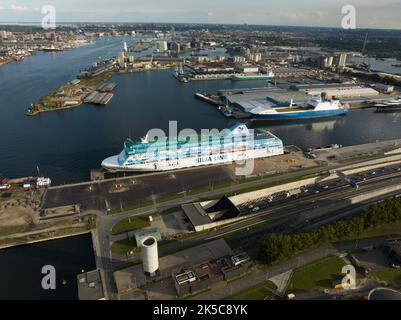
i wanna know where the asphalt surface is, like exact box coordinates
[42,165,235,211]
[92,162,401,299]
[41,141,401,213]
[193,236,392,300]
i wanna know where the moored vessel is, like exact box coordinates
[231,71,274,81]
[102,123,284,172]
[249,94,349,121]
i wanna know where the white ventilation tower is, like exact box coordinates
[141,236,159,276]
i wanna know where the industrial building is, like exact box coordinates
[173,253,251,297]
[303,87,378,99]
[222,87,308,113]
[77,269,105,300]
[235,65,259,73]
[113,239,235,300]
[181,196,243,232]
[157,41,168,52]
[220,83,381,114]
[169,41,180,53]
[270,67,313,78]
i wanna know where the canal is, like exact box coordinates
[0,233,96,300]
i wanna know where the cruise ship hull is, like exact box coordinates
[251,108,348,121]
[102,147,283,172]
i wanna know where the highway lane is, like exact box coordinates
[114,167,401,266]
[154,169,401,257]
[96,162,401,299]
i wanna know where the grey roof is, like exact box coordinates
[77,269,105,300]
[225,88,310,112]
[181,203,212,227]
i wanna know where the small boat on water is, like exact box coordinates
[14,56,25,62]
[374,96,401,112]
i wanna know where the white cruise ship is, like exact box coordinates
[102,123,284,172]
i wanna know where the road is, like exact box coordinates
[192,236,393,300]
[93,162,401,299]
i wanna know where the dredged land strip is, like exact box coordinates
[26,70,115,116]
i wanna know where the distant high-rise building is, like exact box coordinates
[251,53,262,63]
[157,41,168,53]
[123,42,128,53]
[0,30,8,40]
[337,53,348,68]
[117,51,125,68]
[169,42,180,53]
[233,56,246,64]
[321,56,333,68]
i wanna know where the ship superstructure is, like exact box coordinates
[102,124,284,172]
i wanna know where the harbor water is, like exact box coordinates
[1,37,401,184]
[0,233,96,299]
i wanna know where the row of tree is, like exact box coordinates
[258,196,401,264]
[343,69,401,87]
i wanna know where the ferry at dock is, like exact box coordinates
[231,71,274,81]
[101,124,284,172]
[249,94,349,121]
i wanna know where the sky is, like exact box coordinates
[0,0,400,29]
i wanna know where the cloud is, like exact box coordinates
[207,12,214,16]
[10,4,30,11]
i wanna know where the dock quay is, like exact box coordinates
[40,139,401,214]
[97,82,117,93]
[41,147,320,212]
[84,91,114,105]
[194,92,223,106]
[211,85,400,119]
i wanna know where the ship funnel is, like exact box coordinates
[140,134,149,143]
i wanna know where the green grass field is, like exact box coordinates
[78,71,114,88]
[110,215,151,235]
[370,269,401,284]
[0,225,27,237]
[287,256,345,293]
[226,280,277,300]
[111,238,140,255]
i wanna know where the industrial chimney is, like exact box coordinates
[141,236,159,276]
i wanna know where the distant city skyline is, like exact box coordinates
[0,0,400,29]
